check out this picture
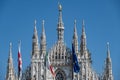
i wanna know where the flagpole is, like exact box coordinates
[18,40,20,80]
[18,40,22,80]
[53,75,55,80]
[78,72,79,80]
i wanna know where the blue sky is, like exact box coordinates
[0,0,120,80]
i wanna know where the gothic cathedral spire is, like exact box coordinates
[40,20,46,57]
[79,20,90,80]
[32,19,39,58]
[80,20,87,56]
[39,20,46,80]
[31,20,40,80]
[6,42,15,80]
[103,42,113,80]
[57,3,64,42]
[72,20,78,54]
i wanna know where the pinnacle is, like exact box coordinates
[107,42,110,58]
[33,19,38,39]
[73,19,78,39]
[9,42,12,58]
[42,20,45,33]
[58,3,62,11]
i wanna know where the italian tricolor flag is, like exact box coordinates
[46,52,55,77]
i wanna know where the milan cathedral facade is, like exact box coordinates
[6,4,113,80]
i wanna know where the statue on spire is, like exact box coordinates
[58,3,62,11]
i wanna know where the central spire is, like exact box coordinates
[57,3,64,42]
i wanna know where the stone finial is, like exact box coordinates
[58,3,62,11]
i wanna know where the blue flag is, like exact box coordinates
[72,44,80,73]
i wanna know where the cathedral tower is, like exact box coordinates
[6,43,15,80]
[31,20,40,80]
[46,4,73,80]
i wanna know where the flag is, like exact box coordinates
[72,44,80,73]
[18,41,22,80]
[46,52,55,76]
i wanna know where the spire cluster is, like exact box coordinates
[5,3,114,80]
[31,19,47,80]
